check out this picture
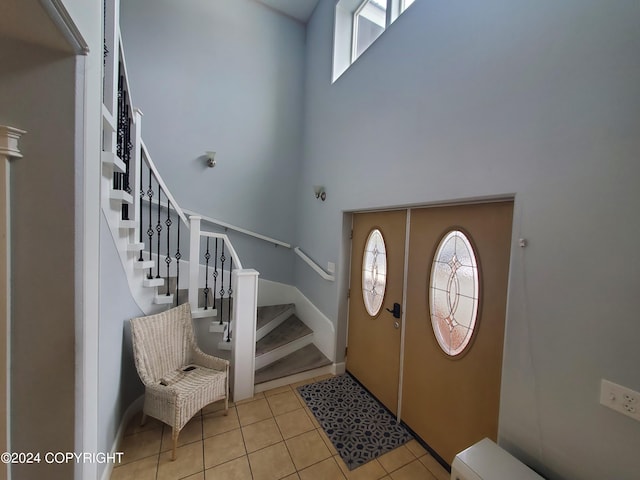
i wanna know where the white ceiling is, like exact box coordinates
[0,0,73,53]
[256,0,321,23]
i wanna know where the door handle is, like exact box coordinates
[386,302,401,319]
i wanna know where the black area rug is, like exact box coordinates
[297,373,413,470]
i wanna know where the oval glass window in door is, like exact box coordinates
[429,230,479,356]
[362,228,387,316]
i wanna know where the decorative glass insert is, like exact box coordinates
[429,230,479,356]
[362,228,388,316]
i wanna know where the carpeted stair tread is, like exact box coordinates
[254,343,331,385]
[255,315,311,356]
[256,303,295,330]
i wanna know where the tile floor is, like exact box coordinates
[111,374,450,480]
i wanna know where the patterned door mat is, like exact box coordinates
[297,373,413,470]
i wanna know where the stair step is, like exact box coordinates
[255,315,311,356]
[119,220,136,229]
[135,260,155,270]
[143,277,164,287]
[254,344,331,385]
[127,242,145,252]
[101,150,125,173]
[154,293,174,305]
[255,315,313,370]
[109,189,133,204]
[256,304,295,341]
[209,321,226,333]
[192,307,218,319]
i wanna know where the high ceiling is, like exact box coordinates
[256,0,321,23]
[0,0,73,53]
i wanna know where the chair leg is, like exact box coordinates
[171,427,179,461]
[224,395,229,416]
[140,413,147,426]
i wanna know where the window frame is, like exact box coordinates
[333,0,418,82]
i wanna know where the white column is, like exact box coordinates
[131,108,143,244]
[188,216,202,311]
[0,125,26,480]
[231,269,259,402]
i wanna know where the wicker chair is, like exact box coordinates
[130,303,229,460]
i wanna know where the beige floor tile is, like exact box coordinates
[378,446,416,474]
[275,408,315,439]
[236,398,273,426]
[183,473,205,480]
[267,390,306,416]
[202,398,231,415]
[203,407,239,438]
[156,441,204,480]
[298,457,346,480]
[241,417,283,453]
[282,474,301,480]
[316,428,338,455]
[234,392,265,405]
[160,416,203,452]
[204,456,252,480]
[124,412,164,437]
[334,455,387,480]
[405,440,427,459]
[248,442,296,480]
[289,378,317,390]
[418,454,450,480]
[203,428,247,469]
[286,430,332,471]
[110,455,158,480]
[264,384,293,397]
[118,428,162,465]
[302,407,321,428]
[389,459,436,480]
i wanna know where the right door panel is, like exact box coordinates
[401,201,514,464]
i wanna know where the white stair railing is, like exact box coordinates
[103,0,257,401]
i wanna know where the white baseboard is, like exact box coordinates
[332,362,346,375]
[100,395,144,480]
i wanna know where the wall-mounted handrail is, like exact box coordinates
[181,206,292,249]
[294,247,335,282]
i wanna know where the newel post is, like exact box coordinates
[188,216,201,311]
[231,269,259,402]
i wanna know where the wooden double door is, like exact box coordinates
[347,201,514,464]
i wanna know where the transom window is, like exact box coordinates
[333,0,418,81]
[429,230,480,356]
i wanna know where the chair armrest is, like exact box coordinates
[190,347,229,372]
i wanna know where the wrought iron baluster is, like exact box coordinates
[146,169,154,279]
[213,239,219,321]
[227,257,233,342]
[155,188,162,278]
[219,241,226,326]
[175,220,181,306]
[165,198,172,295]
[114,67,124,192]
[121,91,131,221]
[203,238,211,310]
[139,160,145,261]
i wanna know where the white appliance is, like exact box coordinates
[451,438,544,480]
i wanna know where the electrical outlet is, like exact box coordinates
[600,379,640,421]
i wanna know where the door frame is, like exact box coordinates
[336,195,516,420]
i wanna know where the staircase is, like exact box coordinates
[254,304,331,386]
[102,0,335,401]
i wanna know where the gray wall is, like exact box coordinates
[0,37,76,480]
[97,215,144,478]
[298,1,640,479]
[120,0,306,283]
